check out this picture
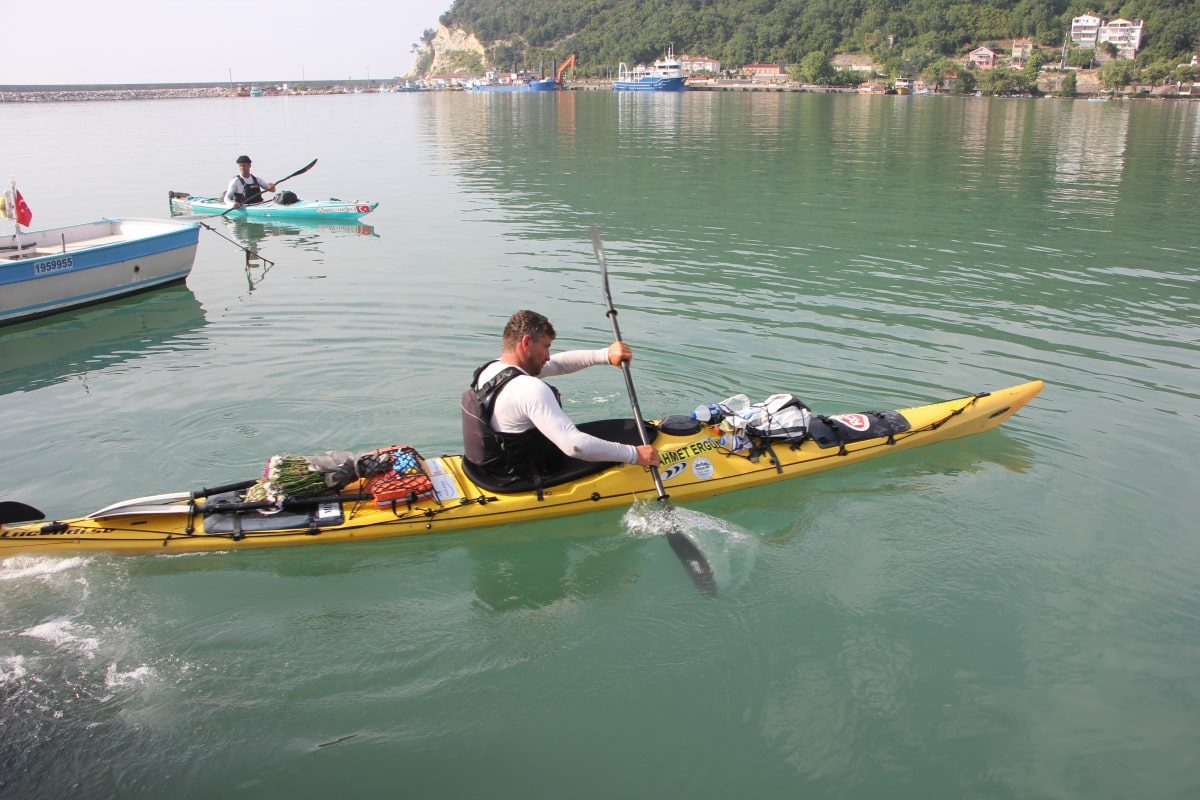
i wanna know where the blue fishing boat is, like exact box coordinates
[466,72,558,92]
[1,218,199,326]
[467,56,574,92]
[613,46,688,91]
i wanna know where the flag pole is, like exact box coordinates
[9,177,24,256]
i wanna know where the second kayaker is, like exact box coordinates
[222,155,275,209]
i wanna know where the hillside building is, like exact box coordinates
[743,63,788,81]
[1070,13,1145,59]
[1098,18,1145,59]
[968,47,996,69]
[1071,14,1103,46]
[832,54,881,76]
[1011,38,1034,66]
[681,55,721,75]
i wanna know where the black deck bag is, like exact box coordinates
[806,410,911,450]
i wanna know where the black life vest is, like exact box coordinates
[233,175,267,205]
[461,361,562,480]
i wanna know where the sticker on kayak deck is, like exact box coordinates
[831,413,871,431]
[660,462,687,482]
[659,437,722,468]
[692,457,714,480]
[317,205,372,214]
[424,459,460,501]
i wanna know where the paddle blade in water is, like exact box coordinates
[622,501,763,598]
[666,529,717,597]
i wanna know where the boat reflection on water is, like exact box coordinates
[227,217,378,252]
[0,284,208,396]
[223,217,379,290]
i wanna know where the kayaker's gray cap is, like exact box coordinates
[236,155,252,164]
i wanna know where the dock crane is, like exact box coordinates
[555,54,577,85]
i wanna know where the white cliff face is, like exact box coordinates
[404,24,487,78]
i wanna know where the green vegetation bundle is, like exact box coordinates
[245,454,328,504]
[242,450,399,505]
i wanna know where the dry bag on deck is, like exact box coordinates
[728,394,813,443]
[276,190,299,205]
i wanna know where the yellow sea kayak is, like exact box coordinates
[0,380,1043,556]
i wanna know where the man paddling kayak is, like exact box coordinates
[222,155,276,209]
[462,310,660,485]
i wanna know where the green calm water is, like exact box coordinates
[2,92,1197,799]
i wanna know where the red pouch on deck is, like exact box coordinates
[364,446,434,508]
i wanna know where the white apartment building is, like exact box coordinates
[1070,13,1145,59]
[681,55,722,75]
[1071,14,1102,46]
[1098,18,1145,59]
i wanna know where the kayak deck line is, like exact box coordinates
[0,380,1044,555]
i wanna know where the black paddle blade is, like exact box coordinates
[276,158,318,185]
[0,501,45,524]
[667,528,718,598]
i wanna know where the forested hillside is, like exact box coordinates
[418,0,1198,78]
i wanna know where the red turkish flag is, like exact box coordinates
[14,190,32,227]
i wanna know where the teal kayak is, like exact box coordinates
[168,191,377,220]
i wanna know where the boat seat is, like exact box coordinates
[16,235,127,258]
[461,418,657,495]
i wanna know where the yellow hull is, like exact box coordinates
[0,381,1043,555]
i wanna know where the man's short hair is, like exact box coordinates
[503,310,556,349]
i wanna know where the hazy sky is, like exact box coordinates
[3,0,450,85]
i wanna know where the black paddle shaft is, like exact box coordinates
[590,223,717,598]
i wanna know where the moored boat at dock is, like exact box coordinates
[614,46,688,91]
[1,218,200,326]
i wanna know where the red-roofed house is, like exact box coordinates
[968,47,996,69]
[1011,38,1034,65]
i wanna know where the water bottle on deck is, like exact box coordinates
[691,403,725,423]
[718,433,751,453]
[691,393,752,423]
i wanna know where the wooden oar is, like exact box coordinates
[590,223,717,598]
[219,158,318,217]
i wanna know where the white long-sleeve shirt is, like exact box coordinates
[222,174,268,205]
[475,349,639,465]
